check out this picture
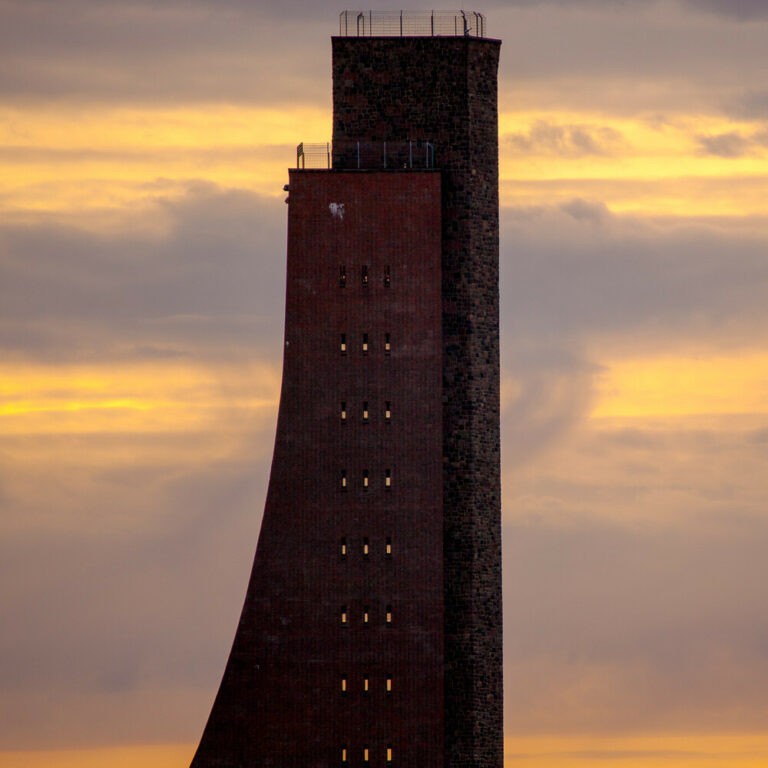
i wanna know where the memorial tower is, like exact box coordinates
[191,11,501,767]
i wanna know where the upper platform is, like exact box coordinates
[338,10,486,38]
[296,140,436,170]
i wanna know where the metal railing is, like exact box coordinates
[296,143,331,169]
[296,141,436,170]
[339,10,486,38]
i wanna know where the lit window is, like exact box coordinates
[386,605,392,624]
[363,676,369,692]
[362,333,369,352]
[363,605,370,624]
[340,537,347,557]
[341,401,347,421]
[384,265,391,287]
[362,265,369,286]
[362,401,369,421]
[341,470,347,490]
[362,469,369,489]
[341,606,348,624]
[385,469,391,488]
[385,401,391,421]
[386,677,392,692]
[386,537,392,556]
[363,537,369,557]
[384,332,391,352]
[340,333,347,353]
[339,265,346,287]
[342,747,347,763]
[387,746,393,763]
[341,677,347,693]
[364,747,369,762]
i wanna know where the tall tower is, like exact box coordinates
[191,11,501,768]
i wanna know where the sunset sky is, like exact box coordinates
[2,1,768,766]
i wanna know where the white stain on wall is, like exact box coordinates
[329,202,345,220]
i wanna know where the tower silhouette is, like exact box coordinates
[191,12,501,767]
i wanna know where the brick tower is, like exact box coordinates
[190,11,501,768]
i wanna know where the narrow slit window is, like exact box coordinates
[363,676,369,692]
[362,264,369,286]
[363,747,369,763]
[386,537,392,557]
[362,401,369,421]
[342,747,348,763]
[341,677,347,693]
[385,401,391,421]
[384,265,391,287]
[340,401,347,421]
[384,332,391,353]
[362,469,369,489]
[386,676,392,693]
[387,746,393,763]
[362,333,369,353]
[385,469,391,488]
[341,606,348,624]
[340,333,347,353]
[363,605,370,624]
[341,470,347,490]
[363,537,369,557]
[340,537,347,557]
[339,265,346,287]
[386,604,392,624]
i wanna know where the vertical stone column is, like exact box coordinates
[332,35,503,768]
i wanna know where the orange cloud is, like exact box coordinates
[592,353,768,418]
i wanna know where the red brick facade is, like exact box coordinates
[191,171,445,767]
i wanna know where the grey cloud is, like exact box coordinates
[0,0,332,105]
[696,130,753,157]
[683,0,768,19]
[501,345,598,469]
[0,183,287,364]
[0,430,271,748]
[496,0,768,113]
[731,89,768,118]
[487,0,768,19]
[3,0,768,112]
[503,513,768,732]
[504,120,624,157]
[496,199,768,470]
[695,129,768,157]
[500,201,768,345]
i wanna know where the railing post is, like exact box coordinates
[383,141,387,169]
[431,9,434,36]
[400,10,403,36]
[327,142,331,169]
[357,141,360,170]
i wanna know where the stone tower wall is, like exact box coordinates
[332,36,503,768]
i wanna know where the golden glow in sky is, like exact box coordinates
[3,2,768,764]
[0,362,279,434]
[593,353,768,417]
[4,734,768,768]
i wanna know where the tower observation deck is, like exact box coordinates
[190,11,501,768]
